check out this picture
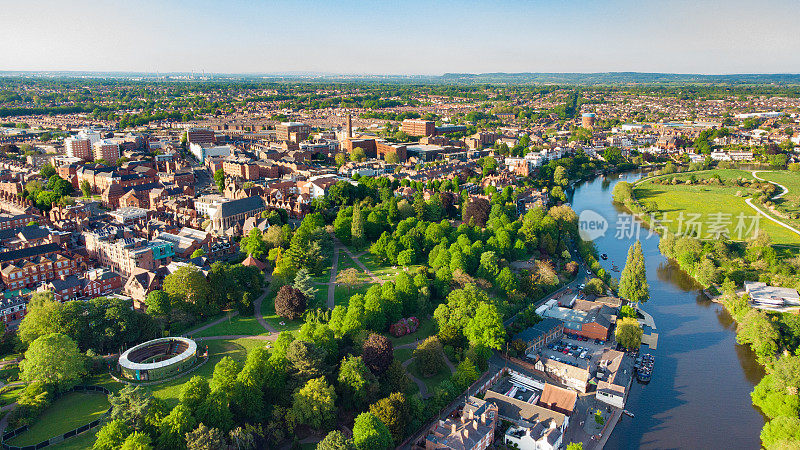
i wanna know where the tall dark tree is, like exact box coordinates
[274,285,307,320]
[619,240,649,304]
[362,333,393,375]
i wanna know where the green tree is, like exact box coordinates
[190,248,206,259]
[761,416,800,448]
[196,389,234,432]
[351,204,366,248]
[20,333,84,388]
[293,268,318,303]
[185,423,226,450]
[553,166,568,186]
[109,385,156,431]
[318,430,354,450]
[369,393,408,443]
[384,151,399,164]
[335,152,347,167]
[352,412,392,450]
[350,147,366,162]
[583,278,605,296]
[611,181,633,204]
[464,302,505,350]
[214,169,225,191]
[157,404,196,450]
[618,241,649,304]
[210,356,241,392]
[179,375,210,412]
[615,317,643,350]
[120,431,153,450]
[413,336,446,377]
[751,375,800,419]
[451,358,479,390]
[93,419,130,450]
[240,228,268,260]
[337,355,376,410]
[80,179,92,197]
[40,163,56,179]
[144,290,172,322]
[566,443,584,450]
[162,265,212,314]
[293,377,337,430]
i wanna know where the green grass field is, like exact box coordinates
[149,338,267,407]
[193,313,270,338]
[393,347,413,363]
[7,392,109,447]
[755,171,800,229]
[634,172,800,245]
[389,318,437,347]
[407,359,451,393]
[0,384,23,406]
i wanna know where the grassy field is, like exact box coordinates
[407,359,451,393]
[394,347,413,363]
[261,294,303,336]
[634,172,800,245]
[390,318,437,348]
[0,384,23,406]
[192,313,270,338]
[756,171,800,229]
[7,392,109,447]
[128,338,268,408]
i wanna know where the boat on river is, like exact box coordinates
[636,354,654,382]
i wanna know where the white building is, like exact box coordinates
[189,143,231,162]
[504,421,562,450]
[745,281,800,308]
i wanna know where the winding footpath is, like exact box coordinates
[745,171,800,239]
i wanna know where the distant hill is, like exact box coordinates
[438,72,800,85]
[3,70,800,85]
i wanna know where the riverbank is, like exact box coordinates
[571,170,765,448]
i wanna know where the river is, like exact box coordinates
[568,171,766,449]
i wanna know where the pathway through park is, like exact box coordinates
[745,171,800,239]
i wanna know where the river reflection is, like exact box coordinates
[569,171,765,449]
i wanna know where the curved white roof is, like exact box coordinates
[118,337,197,371]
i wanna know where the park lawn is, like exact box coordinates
[394,347,413,363]
[261,294,303,336]
[755,171,800,231]
[0,364,19,383]
[634,181,800,245]
[334,282,371,306]
[7,392,109,447]
[312,286,329,309]
[407,359,451,393]
[758,170,800,203]
[390,317,437,347]
[151,338,267,408]
[0,384,23,406]
[310,249,334,285]
[193,313,270,338]
[48,430,97,450]
[360,254,422,282]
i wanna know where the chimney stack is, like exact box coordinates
[468,409,474,420]
[451,423,457,435]
[481,412,487,425]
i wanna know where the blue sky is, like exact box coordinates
[4,0,800,74]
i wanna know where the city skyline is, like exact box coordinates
[5,0,800,75]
